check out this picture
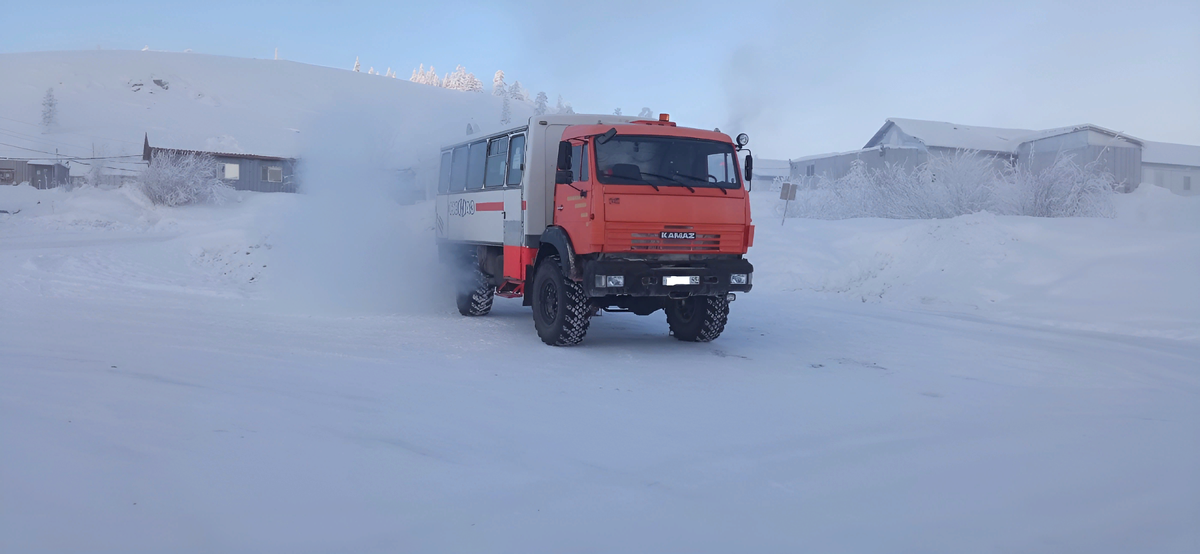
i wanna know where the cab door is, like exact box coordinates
[554,140,598,254]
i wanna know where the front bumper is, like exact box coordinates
[581,257,754,298]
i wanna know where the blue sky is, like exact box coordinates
[3,0,1197,158]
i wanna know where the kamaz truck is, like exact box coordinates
[436,113,755,346]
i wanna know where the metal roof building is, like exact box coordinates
[142,134,298,193]
[791,118,1200,195]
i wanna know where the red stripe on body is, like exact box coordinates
[476,202,504,211]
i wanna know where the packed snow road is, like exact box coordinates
[1,186,1198,553]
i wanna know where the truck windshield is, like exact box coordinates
[594,136,741,190]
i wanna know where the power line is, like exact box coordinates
[0,128,92,151]
[0,114,142,145]
[0,141,143,161]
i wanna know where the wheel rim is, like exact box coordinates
[539,279,559,323]
[675,298,697,323]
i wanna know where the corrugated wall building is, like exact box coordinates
[143,134,297,193]
[0,160,71,188]
[791,118,1199,195]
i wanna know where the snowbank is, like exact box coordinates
[751,185,1200,340]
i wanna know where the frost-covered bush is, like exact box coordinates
[138,150,233,206]
[994,155,1117,218]
[780,150,1116,220]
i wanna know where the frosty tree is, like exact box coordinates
[555,95,574,114]
[492,70,507,96]
[501,90,512,125]
[442,66,484,92]
[534,92,549,115]
[463,71,484,93]
[638,107,654,118]
[613,108,622,116]
[352,57,361,72]
[443,66,467,90]
[41,88,57,127]
[509,81,529,102]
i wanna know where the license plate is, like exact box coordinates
[663,275,700,286]
[660,231,695,240]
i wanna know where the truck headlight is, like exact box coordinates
[595,275,625,288]
[731,273,748,285]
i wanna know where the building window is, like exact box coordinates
[1186,176,1193,191]
[261,166,283,183]
[222,163,240,180]
[806,164,815,177]
[0,169,13,184]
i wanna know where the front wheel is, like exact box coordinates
[531,256,591,346]
[665,295,729,342]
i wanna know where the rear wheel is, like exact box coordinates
[455,261,494,317]
[665,295,729,342]
[531,256,591,346]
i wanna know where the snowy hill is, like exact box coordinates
[0,50,526,181]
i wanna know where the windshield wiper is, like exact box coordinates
[640,172,694,193]
[672,172,728,194]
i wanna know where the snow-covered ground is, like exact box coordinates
[2,183,1197,553]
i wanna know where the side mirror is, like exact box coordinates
[555,169,574,185]
[556,141,572,172]
[744,153,753,190]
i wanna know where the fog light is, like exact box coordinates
[606,275,625,287]
[731,273,748,285]
[726,293,737,302]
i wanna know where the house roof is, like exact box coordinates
[1011,124,1143,147]
[865,118,1034,153]
[143,133,295,162]
[1142,140,1200,167]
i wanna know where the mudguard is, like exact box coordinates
[536,226,580,280]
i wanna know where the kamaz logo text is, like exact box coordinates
[660,231,696,240]
[449,199,476,217]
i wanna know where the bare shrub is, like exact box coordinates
[781,150,1115,220]
[139,150,233,206]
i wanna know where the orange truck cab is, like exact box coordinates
[436,113,755,346]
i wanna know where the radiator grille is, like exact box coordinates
[604,223,745,253]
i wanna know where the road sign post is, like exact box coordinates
[779,182,797,225]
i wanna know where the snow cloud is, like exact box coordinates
[269,105,445,315]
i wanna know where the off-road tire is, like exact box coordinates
[456,265,494,317]
[531,256,591,346]
[665,295,729,342]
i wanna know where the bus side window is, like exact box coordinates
[506,134,525,186]
[466,141,487,190]
[485,136,508,187]
[438,151,452,193]
[450,145,469,192]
